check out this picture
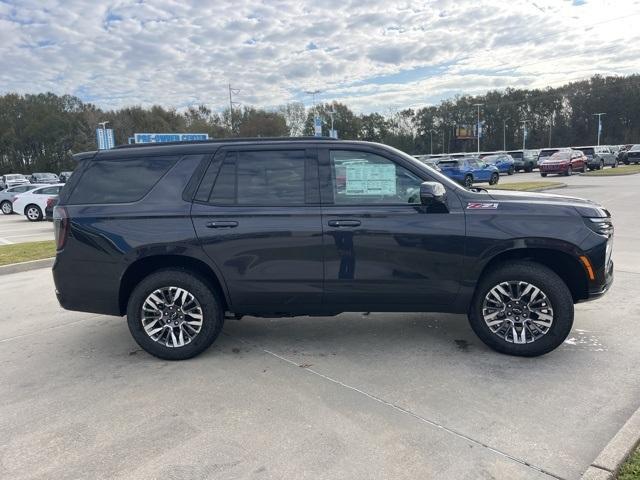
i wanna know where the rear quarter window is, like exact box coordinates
[66,155,178,204]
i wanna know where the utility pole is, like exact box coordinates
[328,108,337,138]
[228,84,240,134]
[521,120,528,150]
[305,90,321,136]
[429,130,433,155]
[473,103,483,153]
[442,129,445,154]
[548,111,555,148]
[593,113,606,146]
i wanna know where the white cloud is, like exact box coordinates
[0,0,639,113]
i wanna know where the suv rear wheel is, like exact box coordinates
[468,261,574,357]
[464,175,473,188]
[127,269,224,360]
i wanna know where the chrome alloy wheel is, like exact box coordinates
[141,286,204,348]
[481,281,554,344]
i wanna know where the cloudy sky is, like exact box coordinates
[1,0,639,113]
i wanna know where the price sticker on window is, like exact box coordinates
[345,164,396,196]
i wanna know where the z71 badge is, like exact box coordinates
[466,202,499,209]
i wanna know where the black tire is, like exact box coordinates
[1,200,12,215]
[464,175,473,188]
[599,160,604,170]
[25,204,42,221]
[612,160,618,168]
[489,172,499,185]
[565,166,572,176]
[524,163,533,173]
[468,261,574,357]
[540,172,547,177]
[624,160,629,165]
[127,269,224,360]
[507,166,515,175]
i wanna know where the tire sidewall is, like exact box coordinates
[26,205,42,221]
[127,269,224,360]
[468,262,574,357]
[1,201,12,214]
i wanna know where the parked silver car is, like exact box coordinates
[574,145,618,170]
[0,174,28,190]
[0,183,42,214]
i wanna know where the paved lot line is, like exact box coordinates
[229,333,567,480]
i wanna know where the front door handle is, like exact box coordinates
[206,221,238,229]
[328,219,361,228]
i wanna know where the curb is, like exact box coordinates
[0,257,54,276]
[581,404,640,479]
[530,183,567,192]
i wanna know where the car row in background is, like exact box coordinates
[539,150,587,176]
[0,170,74,190]
[0,183,63,220]
[622,144,640,164]
[436,157,500,187]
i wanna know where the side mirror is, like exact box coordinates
[420,181,447,206]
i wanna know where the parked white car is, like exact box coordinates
[0,174,29,190]
[0,184,43,214]
[12,184,64,221]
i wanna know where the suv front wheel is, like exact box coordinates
[468,261,574,357]
[127,269,224,360]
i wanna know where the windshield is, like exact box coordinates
[35,173,57,179]
[630,144,640,151]
[539,149,559,158]
[578,148,595,156]
[549,151,571,160]
[483,155,501,164]
[508,152,523,159]
[5,174,22,180]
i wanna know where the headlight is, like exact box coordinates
[585,217,614,237]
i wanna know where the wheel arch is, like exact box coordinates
[477,247,589,303]
[118,254,230,315]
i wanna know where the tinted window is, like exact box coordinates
[330,150,421,205]
[549,152,571,160]
[67,156,178,204]
[38,186,61,195]
[9,185,32,193]
[209,153,237,204]
[578,148,595,156]
[208,150,306,205]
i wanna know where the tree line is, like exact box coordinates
[1,74,638,174]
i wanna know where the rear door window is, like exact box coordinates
[67,156,178,204]
[205,149,309,205]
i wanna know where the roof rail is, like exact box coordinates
[114,136,338,149]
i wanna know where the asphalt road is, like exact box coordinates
[0,172,638,480]
[0,213,53,244]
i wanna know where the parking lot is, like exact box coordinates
[0,213,53,244]
[0,172,639,480]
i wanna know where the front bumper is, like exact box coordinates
[584,259,614,301]
[540,163,569,174]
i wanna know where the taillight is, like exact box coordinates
[53,206,69,250]
[46,197,56,208]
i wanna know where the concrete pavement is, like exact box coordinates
[0,213,53,244]
[0,172,638,479]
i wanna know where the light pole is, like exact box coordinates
[429,130,433,155]
[473,103,483,153]
[593,113,606,146]
[521,120,528,150]
[502,119,508,151]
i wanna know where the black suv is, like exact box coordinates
[53,138,614,360]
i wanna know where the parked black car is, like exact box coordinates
[623,144,640,164]
[53,138,614,360]
[506,150,537,172]
[574,146,618,170]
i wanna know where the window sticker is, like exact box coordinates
[345,164,396,196]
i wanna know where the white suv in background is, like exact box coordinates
[12,184,64,221]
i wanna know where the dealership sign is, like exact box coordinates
[133,133,209,144]
[96,128,115,150]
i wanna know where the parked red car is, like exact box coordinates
[539,150,586,177]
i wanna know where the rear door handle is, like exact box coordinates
[328,219,361,228]
[206,221,238,229]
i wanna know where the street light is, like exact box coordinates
[429,130,433,155]
[473,103,483,153]
[520,120,528,150]
[503,119,509,151]
[593,113,606,146]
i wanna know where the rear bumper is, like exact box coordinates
[53,256,123,316]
